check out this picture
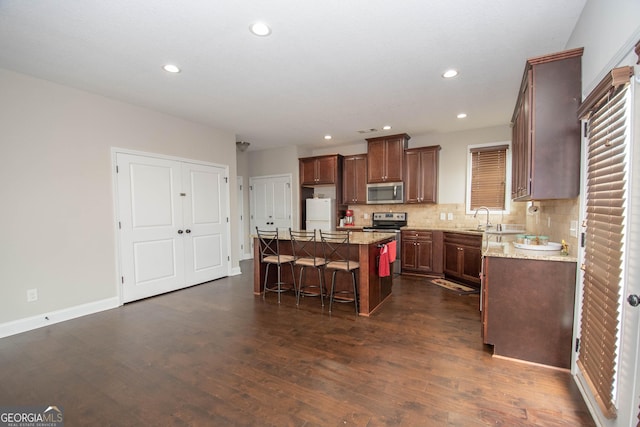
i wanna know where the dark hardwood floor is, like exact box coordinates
[0,260,594,426]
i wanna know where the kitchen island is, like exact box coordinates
[253,231,396,316]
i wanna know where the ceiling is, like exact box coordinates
[0,1,587,151]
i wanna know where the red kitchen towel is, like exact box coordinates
[387,240,397,263]
[379,244,390,277]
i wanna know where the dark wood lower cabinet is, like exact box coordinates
[482,256,577,369]
[443,232,482,286]
[401,230,443,277]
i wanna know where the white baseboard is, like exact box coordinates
[230,266,242,276]
[0,297,121,339]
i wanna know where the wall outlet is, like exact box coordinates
[27,288,38,302]
[447,213,453,221]
[363,213,370,220]
[439,212,446,221]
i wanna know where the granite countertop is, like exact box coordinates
[401,226,575,262]
[483,241,577,263]
[401,226,484,235]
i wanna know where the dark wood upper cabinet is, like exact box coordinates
[300,154,341,186]
[511,48,583,201]
[366,133,409,183]
[342,154,367,204]
[404,145,440,204]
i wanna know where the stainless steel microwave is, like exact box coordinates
[366,182,404,204]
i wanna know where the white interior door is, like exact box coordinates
[250,174,292,232]
[117,153,185,302]
[182,162,228,286]
[117,153,229,303]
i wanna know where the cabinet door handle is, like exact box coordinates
[177,229,184,234]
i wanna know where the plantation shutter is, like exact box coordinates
[469,145,508,210]
[577,66,633,419]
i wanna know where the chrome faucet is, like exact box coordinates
[474,206,491,230]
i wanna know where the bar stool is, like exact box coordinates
[289,228,327,306]
[320,230,360,315]
[256,227,296,303]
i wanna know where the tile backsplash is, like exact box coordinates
[347,203,527,230]
[347,198,580,257]
[525,198,580,257]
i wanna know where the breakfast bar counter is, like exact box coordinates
[253,231,396,316]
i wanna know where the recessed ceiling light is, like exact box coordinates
[163,64,181,73]
[250,22,271,36]
[324,135,332,140]
[382,125,392,130]
[442,69,458,79]
[457,113,467,119]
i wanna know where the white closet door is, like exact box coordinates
[271,176,292,230]
[117,153,185,302]
[117,153,229,303]
[182,162,228,285]
[250,174,292,232]
[250,176,273,231]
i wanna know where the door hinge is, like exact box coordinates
[180,193,186,197]
[228,256,230,261]
[225,177,228,183]
[118,221,122,229]
[575,338,580,352]
[239,184,242,190]
[580,232,586,248]
[287,182,291,189]
[121,276,124,284]
[116,165,119,173]
[227,217,229,223]
[249,185,253,191]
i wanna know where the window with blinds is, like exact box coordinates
[577,66,633,419]
[469,145,509,210]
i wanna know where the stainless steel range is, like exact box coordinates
[362,212,407,275]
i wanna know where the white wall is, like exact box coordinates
[0,68,238,327]
[567,0,640,94]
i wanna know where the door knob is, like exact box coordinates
[628,294,640,307]
[185,229,191,233]
[177,229,184,234]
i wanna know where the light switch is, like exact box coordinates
[570,220,578,237]
[447,213,453,221]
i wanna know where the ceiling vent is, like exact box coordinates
[357,128,379,134]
